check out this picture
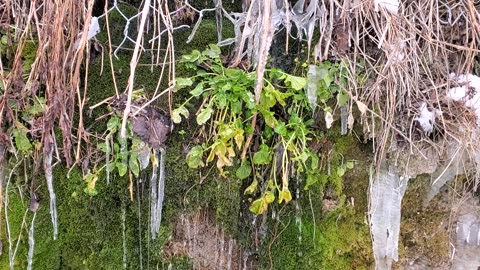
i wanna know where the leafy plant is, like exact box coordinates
[85,115,147,195]
[174,45,350,214]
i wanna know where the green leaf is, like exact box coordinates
[181,50,201,62]
[189,83,205,97]
[278,188,292,203]
[273,121,287,136]
[252,144,271,165]
[203,44,221,59]
[311,154,319,170]
[196,107,213,125]
[337,166,346,177]
[283,73,307,91]
[305,173,319,190]
[12,127,32,153]
[346,161,354,169]
[244,179,258,195]
[84,173,99,196]
[236,160,251,180]
[337,90,349,106]
[186,146,205,168]
[107,116,120,132]
[129,153,140,177]
[116,162,128,177]
[174,77,193,91]
[259,108,277,129]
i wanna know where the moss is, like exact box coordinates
[395,176,450,268]
[261,200,372,270]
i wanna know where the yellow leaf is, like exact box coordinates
[234,131,244,150]
[227,146,235,157]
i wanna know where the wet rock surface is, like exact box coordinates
[163,210,256,270]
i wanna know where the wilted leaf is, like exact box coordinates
[249,197,268,215]
[264,191,275,203]
[325,111,334,129]
[244,179,258,194]
[196,107,213,125]
[348,112,355,130]
[278,188,292,203]
[356,100,368,115]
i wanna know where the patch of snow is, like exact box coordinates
[374,0,399,15]
[448,73,480,127]
[73,17,101,50]
[415,102,435,133]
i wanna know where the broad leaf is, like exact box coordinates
[236,160,251,180]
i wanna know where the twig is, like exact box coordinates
[120,0,152,138]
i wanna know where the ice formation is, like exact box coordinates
[369,166,408,269]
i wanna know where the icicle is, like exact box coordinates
[150,149,159,239]
[122,206,127,270]
[150,148,166,240]
[295,171,303,257]
[136,178,143,270]
[106,135,111,185]
[27,212,37,270]
[45,148,58,240]
[340,105,348,135]
[369,164,408,270]
[156,147,165,233]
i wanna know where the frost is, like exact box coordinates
[369,165,408,269]
[414,102,435,133]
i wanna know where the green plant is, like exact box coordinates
[174,45,351,214]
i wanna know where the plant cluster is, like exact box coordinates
[173,45,353,214]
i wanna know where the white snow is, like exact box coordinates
[448,73,480,127]
[374,0,399,15]
[415,102,436,133]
